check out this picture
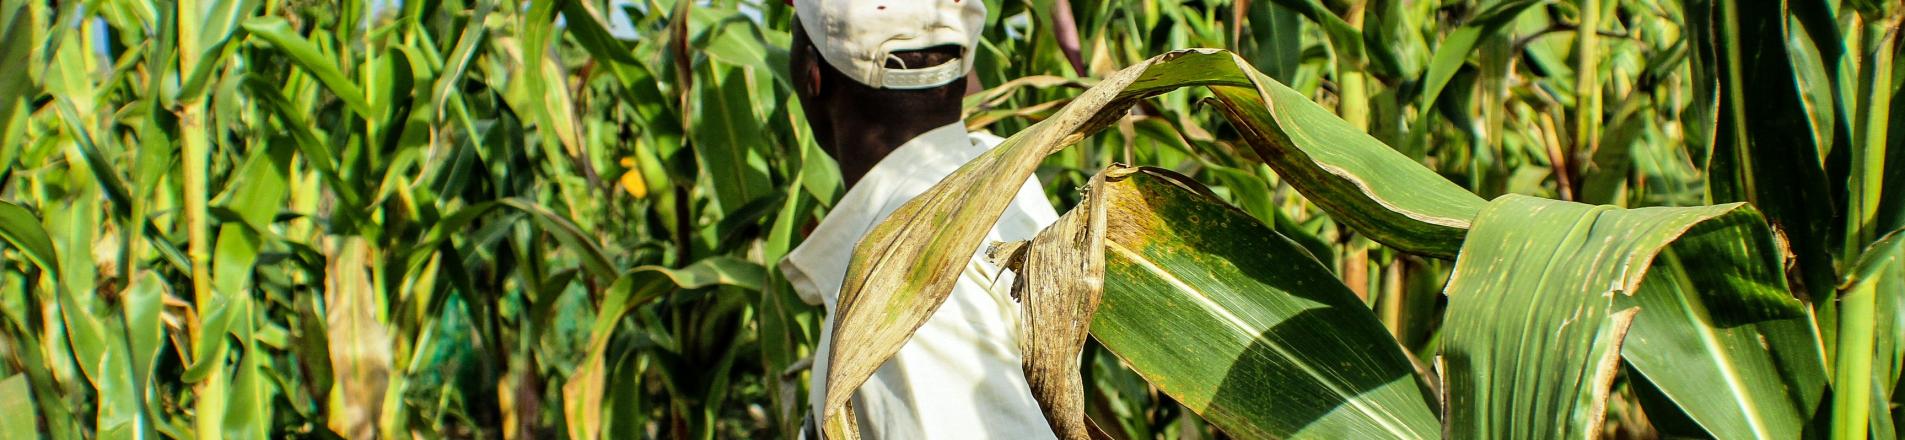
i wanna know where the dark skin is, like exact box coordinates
[790,20,969,188]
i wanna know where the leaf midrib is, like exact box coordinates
[1107,240,1425,439]
[1658,248,1775,438]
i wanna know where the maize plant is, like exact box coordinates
[0,0,1901,439]
[830,1,1905,439]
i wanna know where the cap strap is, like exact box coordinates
[878,58,965,90]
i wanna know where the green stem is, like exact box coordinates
[1834,279,1880,439]
[1336,3,1370,133]
[1572,0,1602,201]
[180,105,211,310]
[1476,36,1513,194]
[1338,49,1370,117]
[178,2,222,438]
[1335,2,1381,310]
[177,0,212,328]
[1846,20,1897,258]
[1379,255,1404,337]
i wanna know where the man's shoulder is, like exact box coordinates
[967,129,1006,150]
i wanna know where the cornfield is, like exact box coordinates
[0,0,1901,438]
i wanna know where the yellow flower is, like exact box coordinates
[618,157,647,199]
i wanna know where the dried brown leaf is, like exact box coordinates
[999,166,1122,440]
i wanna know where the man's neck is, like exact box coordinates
[827,116,960,188]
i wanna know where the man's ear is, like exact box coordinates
[803,57,824,97]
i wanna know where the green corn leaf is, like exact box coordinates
[46,188,107,376]
[1239,0,1304,83]
[178,0,261,99]
[761,166,822,438]
[37,183,154,440]
[0,317,79,440]
[1260,0,1364,66]
[399,198,618,283]
[91,275,166,440]
[557,0,682,149]
[211,139,294,238]
[1441,195,1824,439]
[1407,0,1546,153]
[517,0,589,180]
[1199,163,1335,264]
[1622,228,1827,440]
[122,272,167,410]
[1086,167,1440,438]
[1417,0,1548,107]
[1360,0,1423,82]
[504,199,617,279]
[1209,84,1484,257]
[181,295,236,383]
[0,375,37,440]
[788,101,844,207]
[203,140,293,370]
[0,0,35,159]
[703,17,780,85]
[1686,0,1840,295]
[430,0,492,124]
[239,76,360,207]
[221,297,272,440]
[240,17,373,116]
[1844,16,1899,260]
[564,258,765,440]
[52,99,135,220]
[691,61,775,215]
[1785,0,1848,165]
[0,201,61,284]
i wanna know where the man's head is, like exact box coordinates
[788,0,987,184]
[791,0,986,90]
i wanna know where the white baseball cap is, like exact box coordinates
[792,0,987,90]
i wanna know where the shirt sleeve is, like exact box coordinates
[779,251,827,307]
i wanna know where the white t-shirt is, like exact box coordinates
[781,122,1061,439]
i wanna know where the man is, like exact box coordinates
[778,0,1060,438]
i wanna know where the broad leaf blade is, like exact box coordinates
[1442,195,1824,439]
[1622,219,1826,440]
[402,199,619,281]
[0,0,34,158]
[691,62,774,215]
[0,375,36,440]
[240,17,373,116]
[1210,84,1484,257]
[564,258,765,440]
[1091,168,1440,438]
[0,201,60,283]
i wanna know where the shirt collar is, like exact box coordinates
[884,121,985,178]
[781,121,986,306]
